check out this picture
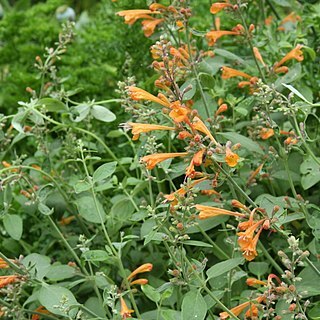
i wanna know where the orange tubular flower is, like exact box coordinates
[247,163,264,186]
[186,149,205,177]
[210,2,233,14]
[59,215,76,226]
[149,3,167,11]
[221,66,252,80]
[126,122,175,140]
[225,147,240,167]
[0,275,19,288]
[128,86,170,107]
[120,297,134,319]
[142,18,164,37]
[215,103,228,116]
[32,306,51,320]
[192,117,218,145]
[0,258,10,269]
[195,204,246,220]
[164,177,207,203]
[274,45,304,70]
[253,47,265,66]
[116,9,160,25]
[246,278,267,286]
[260,128,274,140]
[237,220,265,261]
[169,101,190,123]
[141,152,188,170]
[206,30,240,46]
[130,278,149,286]
[127,263,153,281]
[220,296,264,319]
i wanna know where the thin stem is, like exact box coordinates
[182,254,241,320]
[185,25,211,118]
[258,242,284,275]
[30,108,130,177]
[237,1,266,82]
[0,252,26,275]
[197,226,230,259]
[305,257,320,277]
[47,216,88,276]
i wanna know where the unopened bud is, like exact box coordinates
[249,24,255,32]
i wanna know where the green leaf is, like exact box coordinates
[187,215,229,234]
[296,262,320,297]
[38,202,54,216]
[217,132,264,155]
[39,285,78,317]
[214,48,245,63]
[180,79,197,101]
[3,214,23,240]
[93,162,117,183]
[184,240,213,248]
[72,104,90,122]
[300,156,320,190]
[82,250,109,262]
[74,195,106,223]
[275,63,301,88]
[141,284,161,303]
[22,254,51,281]
[181,290,207,320]
[282,83,311,104]
[38,98,68,112]
[84,297,106,318]
[91,105,116,122]
[206,257,244,280]
[161,310,182,320]
[45,265,77,281]
[74,180,92,193]
[248,262,269,277]
[308,301,320,319]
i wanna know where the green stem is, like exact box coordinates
[0,252,26,275]
[258,242,284,275]
[182,254,241,320]
[197,226,230,259]
[237,1,266,82]
[30,108,130,177]
[306,257,320,277]
[185,25,211,118]
[47,216,88,276]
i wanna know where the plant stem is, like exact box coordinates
[47,216,89,276]
[185,25,211,118]
[237,1,266,82]
[305,257,320,277]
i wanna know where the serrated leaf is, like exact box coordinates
[91,105,116,122]
[181,290,207,320]
[141,284,161,303]
[75,195,106,223]
[206,257,244,280]
[300,156,320,190]
[45,265,76,281]
[82,250,109,262]
[93,162,117,183]
[74,180,92,193]
[39,285,78,317]
[22,254,51,281]
[3,214,23,240]
[248,262,269,277]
